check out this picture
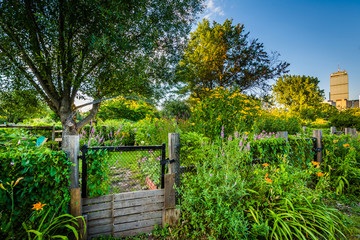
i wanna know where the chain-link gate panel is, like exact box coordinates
[81,144,166,198]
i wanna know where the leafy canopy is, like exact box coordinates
[0,89,45,123]
[176,19,289,99]
[272,75,325,112]
[0,0,203,133]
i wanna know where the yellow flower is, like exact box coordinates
[262,163,269,167]
[191,123,195,125]
[316,172,324,177]
[32,202,46,211]
[0,183,6,191]
[333,139,338,143]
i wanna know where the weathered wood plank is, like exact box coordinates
[114,189,164,201]
[114,217,162,232]
[113,226,155,238]
[88,217,112,227]
[83,202,112,214]
[88,224,112,235]
[87,209,112,221]
[114,195,163,209]
[114,203,163,217]
[114,210,162,224]
[83,195,112,205]
[164,174,175,209]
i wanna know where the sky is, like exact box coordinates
[198,0,360,100]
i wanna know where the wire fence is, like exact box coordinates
[81,144,166,198]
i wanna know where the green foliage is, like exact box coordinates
[252,112,301,134]
[161,99,191,120]
[273,75,325,113]
[134,117,191,147]
[180,131,210,166]
[0,0,204,131]
[22,201,86,240]
[177,18,289,99]
[329,108,360,130]
[322,135,360,197]
[138,153,161,187]
[179,136,349,239]
[97,97,159,122]
[0,89,46,123]
[0,147,71,239]
[85,149,111,197]
[190,87,261,139]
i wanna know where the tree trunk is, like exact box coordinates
[59,102,101,148]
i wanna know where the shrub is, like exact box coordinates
[322,135,360,197]
[0,146,71,239]
[329,108,360,130]
[190,87,261,139]
[179,136,349,239]
[161,99,191,120]
[252,112,301,134]
[97,96,159,122]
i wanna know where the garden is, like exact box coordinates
[1,1,360,239]
[1,87,360,239]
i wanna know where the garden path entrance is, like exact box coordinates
[80,144,167,239]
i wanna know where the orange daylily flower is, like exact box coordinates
[14,177,24,186]
[311,161,320,166]
[265,178,272,184]
[316,172,324,177]
[262,163,269,167]
[32,202,46,211]
[0,183,6,191]
[265,173,269,178]
[343,143,350,148]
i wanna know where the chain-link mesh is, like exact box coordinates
[81,145,164,198]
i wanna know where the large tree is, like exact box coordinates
[272,75,325,112]
[0,0,203,136]
[176,19,289,99]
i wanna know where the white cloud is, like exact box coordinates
[203,0,225,20]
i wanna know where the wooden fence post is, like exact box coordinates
[276,131,288,141]
[163,133,181,227]
[168,133,180,174]
[345,128,351,135]
[52,125,55,141]
[330,126,336,135]
[313,130,323,163]
[62,135,83,237]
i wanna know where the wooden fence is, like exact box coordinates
[83,190,164,239]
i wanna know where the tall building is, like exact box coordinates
[330,71,349,101]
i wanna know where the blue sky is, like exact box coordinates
[197,0,360,100]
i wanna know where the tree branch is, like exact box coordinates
[76,102,101,130]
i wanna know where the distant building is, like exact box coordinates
[325,70,359,110]
[330,71,349,101]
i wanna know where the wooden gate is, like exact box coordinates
[83,189,164,239]
[79,141,178,239]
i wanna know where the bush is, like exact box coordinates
[161,99,191,120]
[179,136,349,239]
[97,96,159,122]
[190,87,261,139]
[322,135,360,197]
[329,108,360,130]
[0,146,71,239]
[252,112,301,134]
